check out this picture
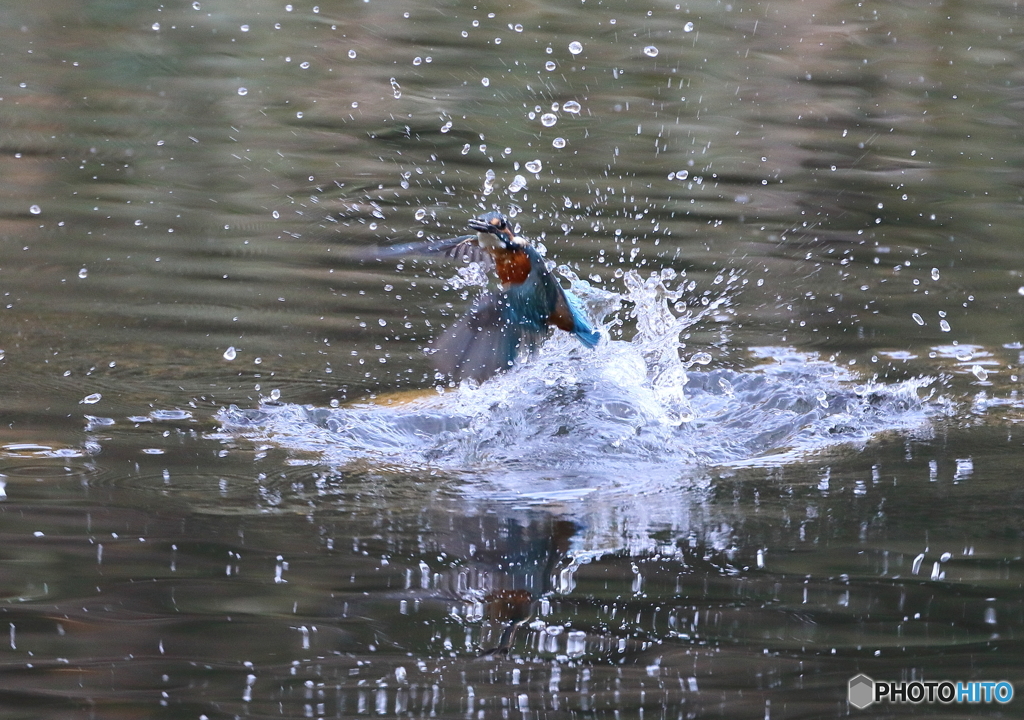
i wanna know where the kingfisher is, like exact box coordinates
[377,211,600,383]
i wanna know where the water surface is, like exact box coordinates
[1,0,1023,717]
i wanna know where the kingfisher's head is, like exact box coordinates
[468,212,516,251]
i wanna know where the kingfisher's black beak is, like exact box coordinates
[467,217,498,234]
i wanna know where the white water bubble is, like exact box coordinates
[390,78,401,98]
[939,319,951,332]
[540,113,557,127]
[552,137,566,148]
[192,1,200,8]
[508,175,527,193]
[441,121,452,133]
[81,393,102,405]
[971,364,988,381]
[29,205,41,215]
[240,24,249,32]
[684,21,694,32]
[413,56,422,66]
[911,313,924,326]
[524,159,542,173]
[348,49,357,59]
[643,45,659,57]
[299,61,310,69]
[461,144,471,155]
[152,22,160,31]
[223,346,237,361]
[562,100,581,114]
[568,41,583,55]
[931,267,940,281]
[545,60,556,71]
[481,77,490,87]
[672,170,688,181]
[78,268,88,279]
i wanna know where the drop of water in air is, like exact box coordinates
[508,175,527,193]
[540,113,557,127]
[931,267,940,281]
[525,159,542,173]
[481,77,490,87]
[78,268,88,279]
[568,41,583,55]
[223,346,237,361]
[348,50,357,59]
[643,45,659,57]
[237,87,248,96]
[545,61,556,71]
[563,100,581,114]
[911,313,924,326]
[684,22,694,32]
[390,78,401,98]
[552,137,566,148]
[29,205,41,215]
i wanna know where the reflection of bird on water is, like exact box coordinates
[378,212,600,383]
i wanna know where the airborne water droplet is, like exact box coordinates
[684,21,694,32]
[29,205,41,215]
[568,41,583,55]
[540,113,557,127]
[81,393,102,405]
[525,159,542,173]
[931,267,940,281]
[552,137,566,148]
[911,313,924,326]
[390,77,401,98]
[562,100,581,114]
[643,45,659,57]
[545,61,556,71]
[223,346,237,361]
[508,175,527,193]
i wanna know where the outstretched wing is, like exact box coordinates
[431,291,547,384]
[366,234,492,265]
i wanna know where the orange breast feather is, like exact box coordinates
[493,249,532,285]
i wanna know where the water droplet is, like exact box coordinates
[552,137,566,148]
[545,60,556,71]
[939,319,951,332]
[513,24,523,32]
[78,268,87,279]
[413,56,422,66]
[441,121,452,133]
[481,77,490,87]
[29,205,41,215]
[931,267,940,281]
[972,364,988,381]
[525,159,542,173]
[461,144,471,155]
[563,100,581,114]
[643,45,659,57]
[414,208,427,220]
[673,170,688,181]
[240,24,249,32]
[911,313,924,325]
[192,1,201,8]
[508,175,527,193]
[390,77,402,98]
[568,41,583,55]
[348,49,357,59]
[237,87,248,96]
[684,21,694,32]
[152,22,161,31]
[272,210,280,219]
[81,393,102,405]
[540,113,557,127]
[270,388,281,401]
[223,346,237,361]
[300,61,310,69]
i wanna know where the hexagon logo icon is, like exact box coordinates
[848,674,874,709]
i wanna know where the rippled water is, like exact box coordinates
[2,0,1024,718]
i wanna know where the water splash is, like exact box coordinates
[218,270,937,489]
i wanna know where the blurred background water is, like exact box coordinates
[1,0,1024,717]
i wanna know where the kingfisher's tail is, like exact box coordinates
[563,290,601,348]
